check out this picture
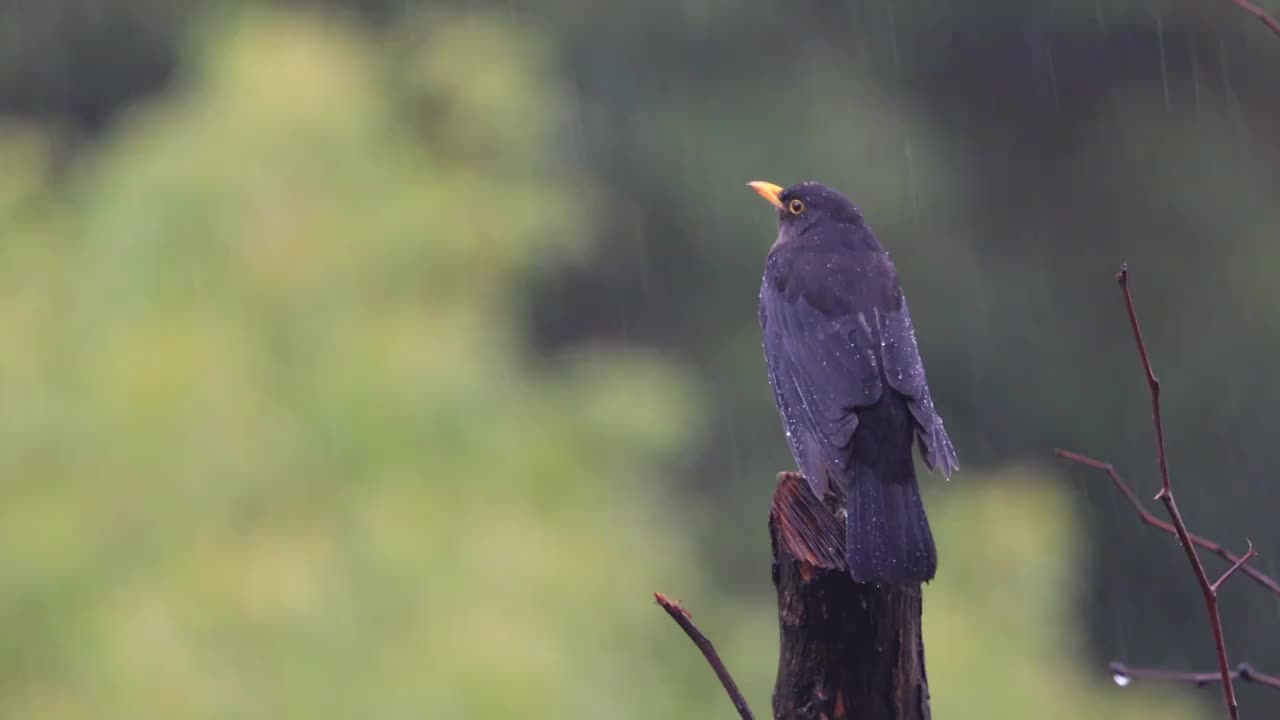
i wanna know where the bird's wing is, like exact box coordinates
[763,250,958,481]
[874,255,959,477]
[761,268,883,484]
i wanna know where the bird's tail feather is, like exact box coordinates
[845,459,937,584]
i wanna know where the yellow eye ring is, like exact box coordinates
[788,199,805,215]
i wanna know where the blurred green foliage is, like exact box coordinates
[0,3,1262,718]
[0,9,720,717]
[925,472,1201,720]
[921,468,1198,717]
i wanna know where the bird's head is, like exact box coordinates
[747,180,864,236]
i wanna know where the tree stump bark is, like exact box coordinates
[769,472,931,720]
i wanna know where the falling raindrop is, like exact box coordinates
[1189,38,1202,119]
[903,138,920,227]
[1154,10,1171,111]
[886,1,902,81]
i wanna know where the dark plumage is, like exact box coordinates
[749,180,958,585]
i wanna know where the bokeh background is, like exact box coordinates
[2,1,1278,717]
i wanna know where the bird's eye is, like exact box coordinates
[788,199,805,215]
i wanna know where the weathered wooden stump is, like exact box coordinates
[770,472,930,720]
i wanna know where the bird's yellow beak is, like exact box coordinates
[747,181,785,210]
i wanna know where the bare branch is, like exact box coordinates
[1227,0,1280,39]
[1116,267,1172,499]
[1115,266,1241,719]
[1061,268,1273,717]
[654,592,755,720]
[1211,541,1258,594]
[1111,661,1280,691]
[1053,450,1280,597]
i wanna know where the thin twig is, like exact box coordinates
[1227,0,1280,39]
[1116,265,1243,720]
[1053,449,1280,597]
[654,592,755,720]
[1111,661,1280,691]
[1211,542,1258,594]
[1116,267,1172,498]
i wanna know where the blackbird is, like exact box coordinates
[749,180,957,585]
